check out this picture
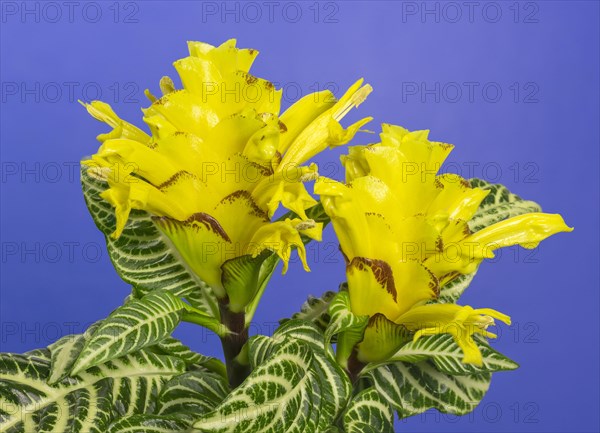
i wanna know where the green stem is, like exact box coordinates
[346,348,366,385]
[219,300,251,389]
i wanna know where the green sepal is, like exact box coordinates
[355,313,412,364]
[220,250,275,313]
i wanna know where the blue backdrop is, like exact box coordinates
[1,1,598,432]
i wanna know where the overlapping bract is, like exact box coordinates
[82,39,372,302]
[316,124,572,365]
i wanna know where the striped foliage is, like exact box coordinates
[372,334,518,376]
[47,321,101,384]
[468,178,542,232]
[71,291,187,375]
[343,388,394,433]
[151,337,226,377]
[280,290,337,332]
[156,371,229,421]
[437,272,477,304]
[0,350,184,433]
[81,165,218,317]
[107,415,190,433]
[194,321,351,433]
[368,360,491,418]
[324,292,368,366]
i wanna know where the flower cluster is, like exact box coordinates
[83,39,371,310]
[83,40,571,367]
[315,125,572,365]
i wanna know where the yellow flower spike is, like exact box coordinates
[83,40,370,309]
[316,124,571,366]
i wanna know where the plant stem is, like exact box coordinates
[346,348,366,385]
[219,300,250,389]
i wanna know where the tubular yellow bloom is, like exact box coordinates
[316,124,572,365]
[82,39,372,305]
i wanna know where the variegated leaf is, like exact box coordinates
[47,321,101,384]
[81,165,218,317]
[343,388,394,433]
[437,272,477,304]
[468,178,542,232]
[71,291,187,375]
[368,334,518,376]
[107,415,189,433]
[194,326,351,433]
[0,350,184,433]
[280,290,337,332]
[156,371,229,421]
[247,335,277,369]
[151,337,226,377]
[274,320,351,424]
[324,292,368,367]
[368,360,491,418]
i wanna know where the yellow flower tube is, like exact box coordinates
[82,39,372,312]
[316,124,572,366]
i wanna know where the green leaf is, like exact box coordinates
[274,320,352,423]
[151,337,226,377]
[368,360,491,418]
[47,321,101,384]
[195,323,351,433]
[437,272,477,304]
[156,371,229,421]
[325,292,368,368]
[280,290,337,332]
[0,350,184,433]
[71,291,187,375]
[107,415,190,433]
[193,340,314,432]
[468,178,542,233]
[367,334,518,376]
[81,165,218,317]
[274,319,326,350]
[343,388,394,433]
[364,334,519,375]
[24,348,51,360]
[247,335,277,369]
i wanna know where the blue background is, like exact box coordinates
[1,1,598,431]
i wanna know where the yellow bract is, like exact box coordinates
[83,39,372,300]
[316,124,572,365]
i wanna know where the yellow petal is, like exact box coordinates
[81,101,150,144]
[425,212,573,277]
[398,303,511,366]
[279,79,372,168]
[247,219,311,273]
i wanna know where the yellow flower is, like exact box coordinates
[82,39,372,310]
[315,124,572,365]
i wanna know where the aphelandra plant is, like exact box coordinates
[0,40,572,433]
